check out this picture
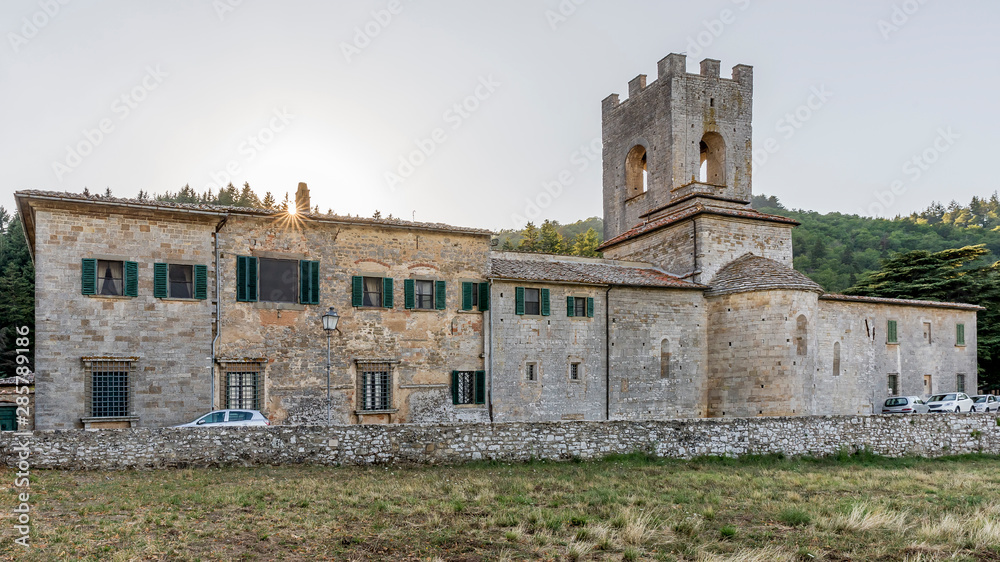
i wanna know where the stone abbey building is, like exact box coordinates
[16,54,980,430]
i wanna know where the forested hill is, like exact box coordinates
[750,194,1000,293]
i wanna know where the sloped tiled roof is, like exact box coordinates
[489,256,705,289]
[706,254,824,297]
[820,294,985,312]
[599,204,798,250]
[14,190,490,235]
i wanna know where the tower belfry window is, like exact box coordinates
[625,145,648,198]
[699,132,726,185]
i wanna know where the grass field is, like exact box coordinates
[4,452,1000,561]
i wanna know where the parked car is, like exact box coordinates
[173,409,270,428]
[881,396,928,414]
[925,393,974,413]
[971,395,1000,413]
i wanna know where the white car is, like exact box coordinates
[971,395,1000,413]
[925,393,974,413]
[173,409,270,428]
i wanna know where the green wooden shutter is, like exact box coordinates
[124,261,139,297]
[383,277,394,308]
[451,371,459,405]
[299,261,310,304]
[298,261,320,305]
[81,258,97,295]
[462,282,473,311]
[404,279,415,309]
[153,263,168,298]
[587,297,595,318]
[475,370,486,405]
[194,265,208,300]
[479,282,490,311]
[515,287,525,315]
[435,281,446,310]
[957,323,965,346]
[566,296,575,317]
[351,276,363,307]
[540,288,550,316]
[237,256,258,302]
[887,320,897,343]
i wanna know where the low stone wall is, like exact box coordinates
[3,414,999,470]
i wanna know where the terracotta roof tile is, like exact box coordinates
[600,204,798,250]
[706,254,824,297]
[489,256,705,289]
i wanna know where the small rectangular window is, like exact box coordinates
[224,362,263,410]
[363,277,383,307]
[888,374,899,396]
[89,360,131,417]
[358,362,392,411]
[957,323,966,346]
[415,279,434,309]
[574,297,587,317]
[570,362,581,381]
[923,322,932,344]
[168,264,193,299]
[524,289,540,316]
[96,260,124,296]
[259,258,298,303]
[526,362,537,382]
[957,374,966,393]
[887,320,898,344]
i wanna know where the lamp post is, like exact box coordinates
[321,307,339,427]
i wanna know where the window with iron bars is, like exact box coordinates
[87,360,132,418]
[224,362,263,410]
[358,361,393,411]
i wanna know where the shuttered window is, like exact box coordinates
[451,370,486,405]
[479,282,490,311]
[515,287,525,315]
[154,263,208,300]
[435,280,446,310]
[957,323,966,346]
[540,288,550,316]
[887,320,898,344]
[566,296,595,318]
[194,265,208,300]
[352,276,393,308]
[82,259,136,297]
[236,256,258,302]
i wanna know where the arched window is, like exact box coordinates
[625,145,647,198]
[796,315,808,356]
[833,342,841,376]
[699,132,726,185]
[660,338,671,379]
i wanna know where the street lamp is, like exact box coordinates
[321,307,340,427]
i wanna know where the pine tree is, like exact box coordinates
[538,220,566,254]
[571,228,602,257]
[280,193,290,212]
[237,182,262,208]
[519,222,539,252]
[262,192,276,210]
[0,211,34,377]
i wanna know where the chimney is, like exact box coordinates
[295,182,310,214]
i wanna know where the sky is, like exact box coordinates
[2,0,998,231]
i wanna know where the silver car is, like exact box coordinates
[173,409,270,428]
[925,393,974,413]
[882,396,928,414]
[971,395,1000,413]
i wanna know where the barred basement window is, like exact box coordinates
[526,362,538,382]
[570,362,581,381]
[957,374,966,393]
[452,370,485,405]
[358,361,393,411]
[88,360,132,418]
[887,373,899,396]
[224,362,263,410]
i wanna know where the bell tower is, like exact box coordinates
[601,54,754,242]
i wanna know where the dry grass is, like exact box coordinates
[3,452,1000,560]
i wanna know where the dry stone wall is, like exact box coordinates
[4,415,1000,470]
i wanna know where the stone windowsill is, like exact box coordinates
[355,409,398,416]
[252,302,305,311]
[159,297,204,303]
[81,416,139,429]
[87,294,131,300]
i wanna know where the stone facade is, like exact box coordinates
[5,414,1000,470]
[13,52,983,430]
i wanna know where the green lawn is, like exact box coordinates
[4,453,1000,561]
